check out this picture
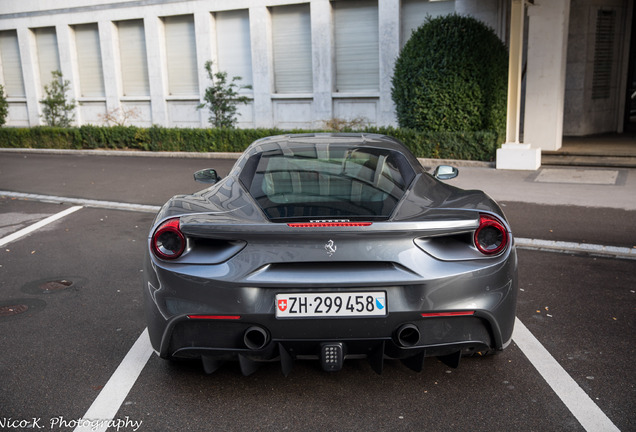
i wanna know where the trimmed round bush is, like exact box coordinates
[392,14,508,136]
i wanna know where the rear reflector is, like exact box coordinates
[187,315,241,320]
[421,311,474,318]
[288,222,373,228]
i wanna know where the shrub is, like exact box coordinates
[0,126,498,161]
[322,117,368,132]
[392,14,508,138]
[98,106,141,126]
[0,84,8,126]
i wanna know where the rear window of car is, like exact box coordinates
[240,144,416,221]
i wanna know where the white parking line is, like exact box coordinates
[0,191,160,214]
[0,205,83,248]
[3,190,635,260]
[74,329,153,432]
[512,318,620,431]
[80,318,619,432]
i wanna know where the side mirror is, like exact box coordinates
[433,165,459,180]
[194,168,220,184]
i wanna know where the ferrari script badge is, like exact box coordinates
[325,240,337,257]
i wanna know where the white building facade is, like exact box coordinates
[0,0,634,167]
[0,0,478,129]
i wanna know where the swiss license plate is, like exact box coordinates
[275,292,387,318]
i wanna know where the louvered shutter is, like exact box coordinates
[271,4,313,93]
[117,20,150,97]
[74,24,105,97]
[164,15,198,96]
[35,27,61,92]
[0,30,26,97]
[401,0,456,48]
[216,10,253,88]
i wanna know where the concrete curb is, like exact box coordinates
[515,237,636,260]
[0,147,495,168]
[0,147,241,159]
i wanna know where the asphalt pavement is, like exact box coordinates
[2,148,635,252]
[2,147,635,210]
[0,149,635,432]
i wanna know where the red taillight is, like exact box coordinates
[151,218,186,260]
[187,315,241,320]
[421,311,475,318]
[474,214,508,255]
[288,222,373,228]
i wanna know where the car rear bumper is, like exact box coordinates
[163,311,496,358]
[143,247,518,373]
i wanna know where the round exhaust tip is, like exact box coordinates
[243,326,269,350]
[395,324,420,347]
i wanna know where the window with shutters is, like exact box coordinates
[163,15,199,96]
[34,27,61,93]
[73,24,105,98]
[0,30,25,98]
[215,10,253,89]
[116,19,150,97]
[592,9,616,100]
[271,4,313,94]
[400,0,455,48]
[333,0,379,93]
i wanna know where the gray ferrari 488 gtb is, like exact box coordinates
[143,133,518,376]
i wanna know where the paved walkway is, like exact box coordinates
[440,133,636,210]
[445,165,636,210]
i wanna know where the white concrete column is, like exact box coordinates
[310,0,333,127]
[194,10,215,128]
[249,6,274,128]
[496,0,541,170]
[378,0,400,126]
[55,24,80,125]
[524,0,571,151]
[144,15,168,126]
[505,0,523,145]
[16,27,41,126]
[98,20,122,116]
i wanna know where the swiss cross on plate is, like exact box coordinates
[278,299,288,312]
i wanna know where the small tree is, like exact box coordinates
[40,70,76,127]
[0,84,8,126]
[198,61,251,128]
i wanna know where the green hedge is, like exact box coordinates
[0,126,499,161]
